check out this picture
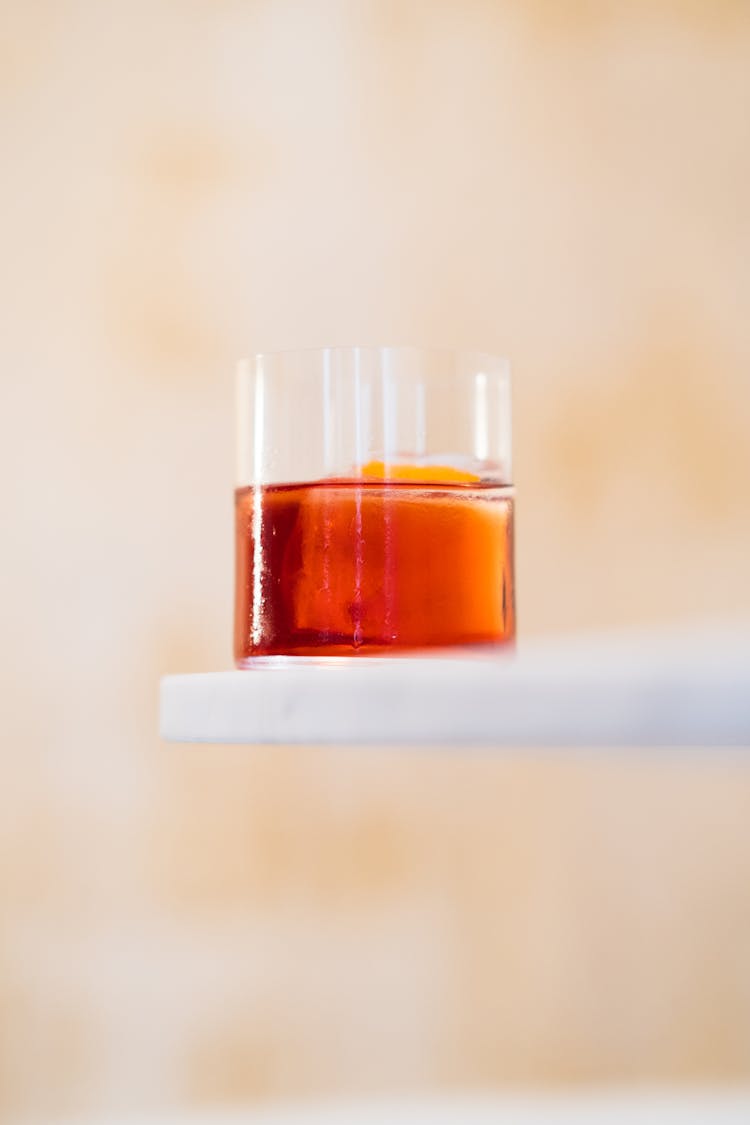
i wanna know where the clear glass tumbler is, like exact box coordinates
[234,347,514,663]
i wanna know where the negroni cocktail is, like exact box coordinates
[234,348,514,663]
[235,467,514,661]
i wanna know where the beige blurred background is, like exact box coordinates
[2,0,750,1118]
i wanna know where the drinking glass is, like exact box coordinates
[235,347,514,662]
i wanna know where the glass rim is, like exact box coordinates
[238,345,510,375]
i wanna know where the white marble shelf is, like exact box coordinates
[160,624,750,747]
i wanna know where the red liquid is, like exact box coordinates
[234,480,515,662]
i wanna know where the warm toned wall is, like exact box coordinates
[2,0,750,1117]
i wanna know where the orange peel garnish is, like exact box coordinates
[360,460,479,484]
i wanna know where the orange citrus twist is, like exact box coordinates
[360,460,479,484]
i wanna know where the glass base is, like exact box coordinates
[235,640,515,669]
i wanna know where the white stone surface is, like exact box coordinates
[160,624,750,747]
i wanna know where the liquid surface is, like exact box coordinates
[234,480,515,662]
